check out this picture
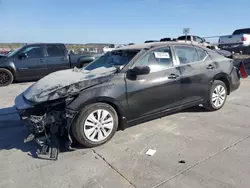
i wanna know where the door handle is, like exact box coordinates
[168,73,179,79]
[207,64,215,69]
[40,59,44,63]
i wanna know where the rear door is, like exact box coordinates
[14,45,47,80]
[173,45,215,105]
[45,44,70,74]
[125,46,182,120]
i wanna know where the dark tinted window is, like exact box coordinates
[135,47,173,73]
[174,46,199,64]
[196,47,207,60]
[178,36,191,41]
[46,44,66,57]
[22,46,44,58]
[233,28,250,35]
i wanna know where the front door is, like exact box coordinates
[125,46,181,120]
[173,45,215,105]
[14,45,47,80]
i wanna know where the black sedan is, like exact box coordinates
[15,42,243,159]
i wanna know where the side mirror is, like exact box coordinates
[127,66,150,80]
[18,52,27,59]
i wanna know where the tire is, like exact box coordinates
[204,80,227,111]
[72,103,119,147]
[0,68,13,87]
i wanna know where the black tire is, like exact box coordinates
[0,68,13,87]
[204,80,227,111]
[72,103,119,147]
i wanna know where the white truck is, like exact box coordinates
[177,35,212,48]
[218,28,250,54]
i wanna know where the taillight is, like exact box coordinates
[239,61,248,78]
[241,36,247,41]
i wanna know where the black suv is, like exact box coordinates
[15,42,242,159]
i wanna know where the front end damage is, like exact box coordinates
[14,67,118,160]
[16,94,78,160]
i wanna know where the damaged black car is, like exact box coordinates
[15,42,244,160]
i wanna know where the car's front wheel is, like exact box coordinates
[0,68,14,87]
[72,103,119,147]
[204,80,227,111]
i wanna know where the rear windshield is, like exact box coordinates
[233,29,250,35]
[84,50,140,71]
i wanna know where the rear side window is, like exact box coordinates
[233,28,250,35]
[174,46,199,65]
[46,44,66,57]
[177,36,191,41]
[196,47,207,60]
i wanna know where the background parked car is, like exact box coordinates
[177,35,211,48]
[218,28,250,54]
[0,43,102,86]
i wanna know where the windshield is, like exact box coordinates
[6,46,23,57]
[83,50,140,71]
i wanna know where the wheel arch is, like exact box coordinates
[75,96,128,130]
[212,73,231,95]
[0,66,15,79]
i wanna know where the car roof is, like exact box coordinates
[24,43,65,46]
[116,41,206,51]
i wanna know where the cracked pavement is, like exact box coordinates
[0,79,250,188]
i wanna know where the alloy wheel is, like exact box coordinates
[0,71,11,85]
[212,85,226,108]
[83,109,114,142]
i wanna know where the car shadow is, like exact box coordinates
[0,106,87,160]
[0,105,209,160]
[179,106,209,113]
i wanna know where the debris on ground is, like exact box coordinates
[178,160,186,164]
[146,149,156,156]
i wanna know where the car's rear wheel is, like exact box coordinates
[0,68,13,87]
[72,103,119,147]
[204,80,227,111]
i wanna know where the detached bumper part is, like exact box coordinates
[18,100,78,160]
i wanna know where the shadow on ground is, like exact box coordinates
[180,106,209,113]
[0,106,85,160]
[0,104,208,160]
[0,120,39,158]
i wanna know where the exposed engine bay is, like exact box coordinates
[18,97,78,160]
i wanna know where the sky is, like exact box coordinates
[0,0,250,44]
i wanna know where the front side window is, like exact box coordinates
[46,44,66,57]
[134,47,173,73]
[174,46,199,65]
[21,46,44,58]
[84,50,139,71]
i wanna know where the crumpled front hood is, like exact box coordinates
[23,67,117,103]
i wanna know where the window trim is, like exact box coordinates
[172,45,209,67]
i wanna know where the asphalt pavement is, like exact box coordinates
[0,79,250,188]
